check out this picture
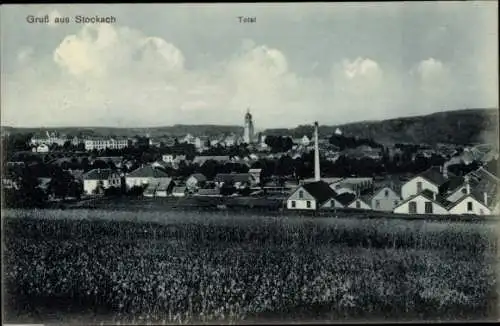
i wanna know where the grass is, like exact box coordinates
[2,208,499,324]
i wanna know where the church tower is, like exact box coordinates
[243,108,254,144]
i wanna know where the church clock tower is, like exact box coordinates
[243,108,254,144]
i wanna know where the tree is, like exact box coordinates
[67,181,83,200]
[48,169,74,199]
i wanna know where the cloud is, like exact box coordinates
[53,24,185,79]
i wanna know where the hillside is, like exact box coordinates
[264,108,499,146]
[1,125,243,138]
[2,108,498,146]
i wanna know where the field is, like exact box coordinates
[3,208,499,324]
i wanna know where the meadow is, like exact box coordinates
[3,208,499,324]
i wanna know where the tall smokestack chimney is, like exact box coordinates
[314,121,320,182]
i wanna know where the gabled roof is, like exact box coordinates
[127,166,170,178]
[83,168,115,180]
[188,173,207,182]
[335,192,356,206]
[395,189,450,210]
[417,166,447,186]
[447,191,493,210]
[300,181,338,206]
[372,186,400,198]
[172,186,187,193]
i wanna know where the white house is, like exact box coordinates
[248,168,263,186]
[301,135,311,146]
[172,186,187,197]
[286,180,337,210]
[82,169,121,195]
[182,134,195,144]
[371,186,402,212]
[347,195,372,210]
[401,166,447,200]
[35,144,50,153]
[393,190,449,215]
[447,192,492,216]
[125,165,171,189]
[162,154,175,163]
[186,173,207,191]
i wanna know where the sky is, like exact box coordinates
[1,2,498,129]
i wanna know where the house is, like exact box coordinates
[371,186,402,212]
[172,186,187,197]
[447,189,493,216]
[301,135,311,146]
[35,144,50,153]
[286,180,338,210]
[347,195,372,210]
[84,137,128,151]
[181,134,196,144]
[401,166,448,200]
[82,168,121,195]
[248,168,263,186]
[125,165,171,189]
[393,189,450,215]
[162,154,175,163]
[143,179,176,197]
[195,136,209,150]
[186,173,207,191]
[214,173,256,189]
[334,128,343,136]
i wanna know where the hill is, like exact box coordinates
[0,125,244,138]
[264,108,499,146]
[2,108,498,146]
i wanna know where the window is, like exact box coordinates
[425,202,433,214]
[356,201,361,208]
[330,200,335,208]
[384,190,389,197]
[417,181,423,193]
[306,201,311,208]
[394,200,399,206]
[291,201,296,208]
[375,200,381,208]
[299,190,304,199]
[461,188,467,194]
[467,202,473,211]
[409,201,417,214]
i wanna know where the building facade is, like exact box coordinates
[84,138,128,151]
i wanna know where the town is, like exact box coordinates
[2,109,499,216]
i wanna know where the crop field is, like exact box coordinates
[3,208,499,324]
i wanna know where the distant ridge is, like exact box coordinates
[264,108,499,146]
[1,108,498,145]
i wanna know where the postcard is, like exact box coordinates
[1,2,499,325]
